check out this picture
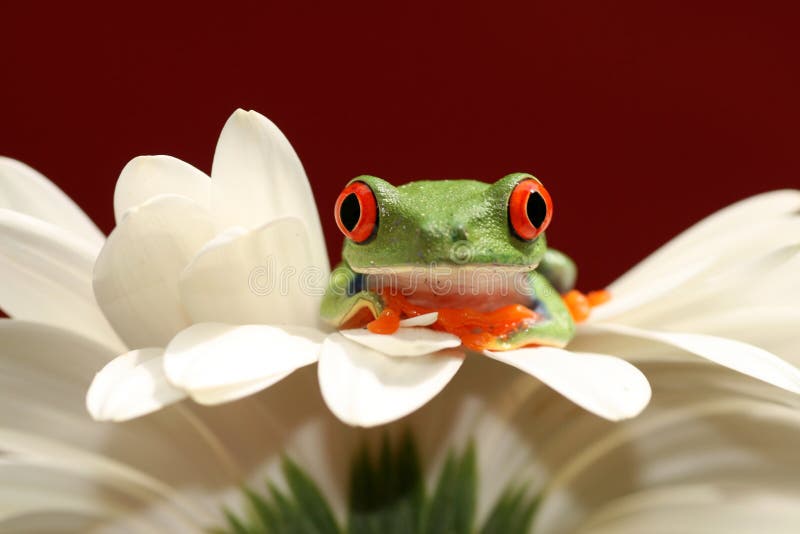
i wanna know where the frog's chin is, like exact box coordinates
[358,264,539,313]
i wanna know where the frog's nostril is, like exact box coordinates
[451,225,468,241]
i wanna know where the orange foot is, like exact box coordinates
[562,289,611,323]
[365,291,541,351]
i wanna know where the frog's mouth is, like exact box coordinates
[359,265,539,313]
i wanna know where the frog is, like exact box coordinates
[320,172,582,351]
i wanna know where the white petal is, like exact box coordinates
[93,195,217,348]
[0,157,104,250]
[751,248,800,307]
[609,190,800,298]
[484,347,651,421]
[0,464,112,531]
[0,459,186,532]
[86,349,186,422]
[0,209,125,352]
[398,312,439,327]
[339,327,461,357]
[163,323,323,392]
[575,484,800,534]
[667,307,800,365]
[113,155,211,223]
[188,372,294,405]
[535,374,800,534]
[586,323,800,394]
[318,333,464,427]
[0,319,120,431]
[0,432,206,531]
[588,258,713,322]
[210,109,329,275]
[598,238,800,327]
[0,319,264,524]
[178,217,324,328]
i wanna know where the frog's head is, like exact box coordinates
[334,173,553,273]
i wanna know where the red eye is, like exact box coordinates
[335,181,378,243]
[508,179,552,240]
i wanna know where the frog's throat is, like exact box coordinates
[357,265,541,314]
[351,262,540,275]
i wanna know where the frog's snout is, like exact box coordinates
[450,224,468,242]
[417,224,474,263]
[418,223,467,244]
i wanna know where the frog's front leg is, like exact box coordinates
[537,248,577,294]
[491,270,576,350]
[320,262,385,329]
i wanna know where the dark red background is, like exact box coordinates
[3,2,798,288]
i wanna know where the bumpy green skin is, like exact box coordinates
[320,173,577,349]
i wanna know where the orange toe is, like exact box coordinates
[367,308,401,334]
[563,290,591,322]
[587,289,612,307]
[563,288,612,323]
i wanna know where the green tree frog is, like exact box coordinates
[321,173,594,351]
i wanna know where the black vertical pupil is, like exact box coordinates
[340,193,361,231]
[527,191,547,228]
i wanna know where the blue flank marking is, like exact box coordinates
[348,273,365,296]
[529,296,551,319]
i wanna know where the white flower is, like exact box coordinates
[3,109,799,431]
[0,109,643,426]
[2,128,800,532]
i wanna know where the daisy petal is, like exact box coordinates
[339,327,461,357]
[653,244,800,328]
[0,318,241,512]
[484,347,651,421]
[0,209,124,352]
[398,312,439,327]
[318,333,464,427]
[597,229,800,326]
[609,190,800,299]
[86,348,186,422]
[588,258,713,322]
[113,155,211,223]
[93,195,217,349]
[188,372,294,405]
[587,323,800,394]
[178,217,323,328]
[668,307,800,364]
[1,318,117,437]
[574,484,800,534]
[0,157,104,250]
[163,323,324,392]
[210,109,329,275]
